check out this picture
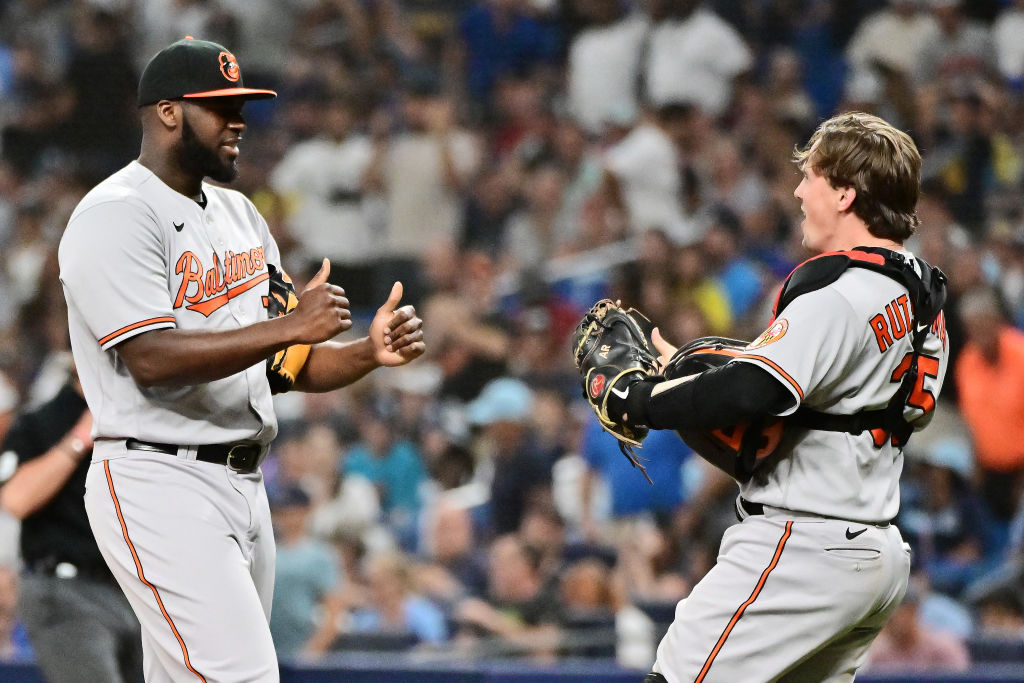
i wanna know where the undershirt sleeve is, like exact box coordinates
[626,362,796,432]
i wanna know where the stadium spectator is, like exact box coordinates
[499,161,573,276]
[973,587,1024,640]
[270,91,378,307]
[578,417,693,546]
[421,247,511,401]
[955,286,1024,520]
[0,564,29,661]
[364,70,481,306]
[457,0,560,105]
[898,437,993,596]
[640,0,752,117]
[0,365,141,681]
[417,498,489,608]
[701,209,766,324]
[993,0,1024,86]
[566,0,647,135]
[269,484,343,660]
[916,0,996,85]
[343,401,428,548]
[845,0,938,80]
[600,103,701,245]
[348,550,449,646]
[467,377,552,536]
[453,533,564,657]
[865,585,971,673]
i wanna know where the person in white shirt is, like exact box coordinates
[567,0,648,136]
[845,0,939,79]
[641,0,752,117]
[365,72,480,307]
[993,0,1024,84]
[602,103,701,245]
[270,92,379,307]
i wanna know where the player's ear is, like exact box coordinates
[837,186,856,212]
[152,100,181,130]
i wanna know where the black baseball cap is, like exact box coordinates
[137,37,277,107]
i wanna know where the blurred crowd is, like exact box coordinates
[3,0,1024,674]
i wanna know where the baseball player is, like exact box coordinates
[57,38,425,682]
[598,112,949,681]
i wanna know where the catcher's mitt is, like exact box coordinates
[572,299,659,483]
[664,336,785,483]
[263,264,311,393]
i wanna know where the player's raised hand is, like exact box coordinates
[288,259,352,343]
[652,327,677,372]
[370,281,425,367]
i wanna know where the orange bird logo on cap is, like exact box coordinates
[218,51,240,82]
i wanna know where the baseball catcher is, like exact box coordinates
[263,264,311,393]
[571,299,661,482]
[573,248,946,486]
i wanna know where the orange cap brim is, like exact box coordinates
[183,87,277,100]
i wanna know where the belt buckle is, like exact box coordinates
[226,444,261,473]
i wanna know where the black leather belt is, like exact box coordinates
[126,439,264,474]
[739,498,764,517]
[737,497,891,527]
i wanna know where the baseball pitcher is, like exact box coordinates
[58,38,425,682]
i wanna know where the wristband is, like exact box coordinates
[61,437,88,462]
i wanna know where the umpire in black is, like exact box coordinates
[0,362,142,682]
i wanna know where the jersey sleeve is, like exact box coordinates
[58,199,176,350]
[730,286,863,416]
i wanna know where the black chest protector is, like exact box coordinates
[775,246,947,445]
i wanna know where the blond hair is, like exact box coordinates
[794,112,921,241]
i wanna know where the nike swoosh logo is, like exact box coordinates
[845,527,867,540]
[173,222,184,232]
[610,386,630,399]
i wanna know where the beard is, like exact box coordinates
[177,114,237,184]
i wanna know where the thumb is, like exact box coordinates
[652,327,677,359]
[304,258,330,292]
[381,281,403,312]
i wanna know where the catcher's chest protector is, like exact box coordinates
[772,247,946,326]
[676,247,947,483]
[665,336,786,482]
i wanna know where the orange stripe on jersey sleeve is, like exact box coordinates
[734,353,805,401]
[103,461,207,682]
[696,521,794,682]
[98,316,176,346]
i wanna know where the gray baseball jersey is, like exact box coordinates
[652,252,949,682]
[59,160,280,447]
[734,257,949,522]
[59,160,282,682]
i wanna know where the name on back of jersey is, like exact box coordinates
[869,294,948,353]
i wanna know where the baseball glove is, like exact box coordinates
[263,264,311,393]
[664,336,785,483]
[572,299,660,483]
